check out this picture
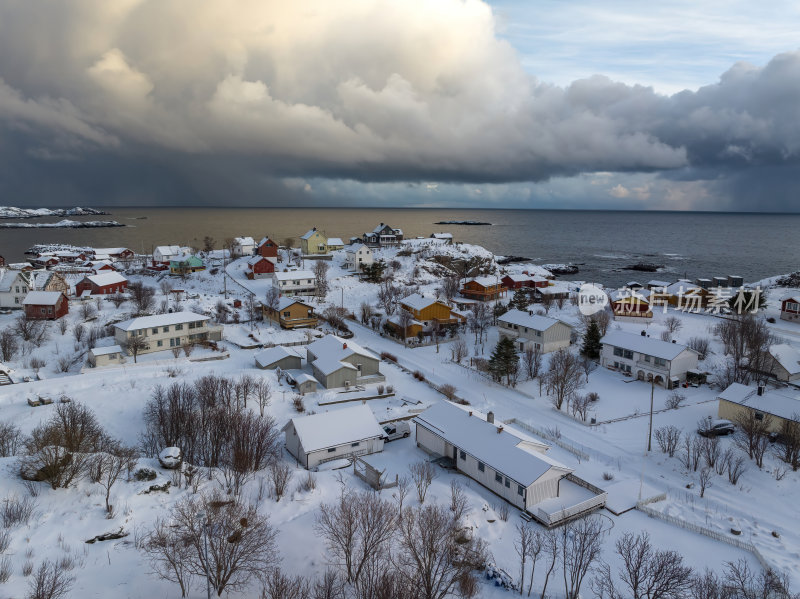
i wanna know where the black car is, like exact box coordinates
[697,419,735,437]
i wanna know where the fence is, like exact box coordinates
[635,502,774,573]
[503,418,591,462]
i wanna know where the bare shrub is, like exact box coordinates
[269,461,292,501]
[450,337,468,363]
[27,560,75,599]
[261,569,311,599]
[698,468,713,498]
[727,453,747,484]
[379,351,398,362]
[495,502,510,522]
[688,336,711,360]
[655,425,682,457]
[141,517,194,597]
[14,314,49,345]
[182,343,194,357]
[22,560,34,576]
[0,530,10,553]
[292,395,305,413]
[57,318,68,335]
[376,384,385,395]
[0,330,19,361]
[0,421,24,457]
[297,471,316,493]
[0,556,11,583]
[409,460,437,503]
[449,480,469,522]
[72,324,85,343]
[1,494,37,528]
[79,302,95,321]
[560,516,606,599]
[128,281,157,315]
[602,472,614,481]
[171,346,181,359]
[439,383,458,401]
[665,392,686,410]
[664,315,683,336]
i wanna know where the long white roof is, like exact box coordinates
[284,405,384,453]
[234,236,255,245]
[114,310,209,332]
[326,237,344,246]
[600,330,690,361]
[90,345,122,356]
[86,272,127,286]
[274,270,314,281]
[22,291,64,305]
[254,346,301,368]
[400,293,440,312]
[414,402,570,486]
[498,309,568,332]
[307,334,375,362]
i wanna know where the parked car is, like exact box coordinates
[697,419,735,437]
[382,421,410,442]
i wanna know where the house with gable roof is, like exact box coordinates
[498,309,572,353]
[306,335,383,388]
[781,294,800,322]
[300,228,328,256]
[363,223,403,247]
[600,330,698,387]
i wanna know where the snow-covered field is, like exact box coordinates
[0,243,798,598]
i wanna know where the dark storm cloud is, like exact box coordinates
[0,0,798,209]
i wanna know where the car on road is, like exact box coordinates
[697,419,735,437]
[382,421,410,442]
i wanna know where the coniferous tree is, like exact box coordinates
[581,319,602,359]
[510,289,529,311]
[489,336,519,385]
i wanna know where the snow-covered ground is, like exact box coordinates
[0,244,798,597]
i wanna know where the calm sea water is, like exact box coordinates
[1,208,797,288]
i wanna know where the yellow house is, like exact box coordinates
[300,228,328,256]
[717,382,800,434]
[399,293,465,326]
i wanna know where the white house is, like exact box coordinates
[272,270,316,296]
[153,245,188,264]
[600,330,699,387]
[113,311,223,355]
[414,402,606,526]
[306,335,383,389]
[88,345,125,368]
[344,244,374,272]
[0,269,30,309]
[232,237,256,257]
[766,344,800,383]
[282,404,385,469]
[497,310,573,353]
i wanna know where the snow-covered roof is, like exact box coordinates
[114,311,209,332]
[307,335,375,363]
[769,344,800,376]
[346,243,370,254]
[400,293,441,312]
[255,346,301,368]
[22,291,64,305]
[326,237,344,246]
[86,272,127,286]
[90,345,122,356]
[247,255,276,266]
[313,356,358,376]
[274,270,315,281]
[665,281,701,296]
[504,274,533,282]
[154,245,182,256]
[609,288,652,303]
[414,402,570,486]
[92,247,128,256]
[431,233,453,239]
[283,405,384,454]
[0,269,26,292]
[600,331,690,361]
[718,383,800,422]
[233,236,255,246]
[387,314,423,328]
[276,296,311,311]
[257,236,274,246]
[300,228,320,240]
[498,309,568,332]
[284,369,318,386]
[468,276,500,288]
[647,279,671,288]
[782,295,800,304]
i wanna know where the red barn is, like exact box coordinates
[23,291,69,320]
[781,295,800,322]
[246,256,276,279]
[76,272,128,296]
[256,237,279,258]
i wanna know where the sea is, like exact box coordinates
[1,207,798,288]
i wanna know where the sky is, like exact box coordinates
[0,0,799,211]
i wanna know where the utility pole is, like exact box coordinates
[647,376,655,452]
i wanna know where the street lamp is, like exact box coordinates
[195,511,212,599]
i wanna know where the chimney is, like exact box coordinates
[342,343,347,350]
[497,426,503,434]
[487,411,494,424]
[672,339,676,343]
[468,411,473,417]
[757,384,765,396]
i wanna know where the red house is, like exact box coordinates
[256,237,279,258]
[0,255,5,267]
[75,272,128,296]
[246,256,276,279]
[30,255,59,269]
[781,295,800,323]
[23,291,69,320]
[501,273,550,289]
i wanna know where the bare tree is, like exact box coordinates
[359,302,373,325]
[57,317,69,335]
[141,517,195,597]
[430,319,442,352]
[397,309,414,344]
[395,503,487,599]
[733,410,773,467]
[687,337,711,360]
[13,314,49,345]
[245,294,261,327]
[394,475,411,517]
[0,420,24,457]
[122,334,149,363]
[409,460,437,503]
[664,316,683,336]
[27,560,74,599]
[654,425,682,458]
[537,528,560,599]
[261,569,311,599]
[94,442,138,514]
[313,261,330,302]
[450,337,468,363]
[698,468,713,498]
[128,281,157,315]
[722,558,796,599]
[255,379,273,417]
[0,330,18,361]
[515,523,536,595]
[545,349,585,411]
[560,516,605,599]
[468,303,491,344]
[449,480,469,522]
[540,292,554,314]
[170,491,279,596]
[522,345,543,380]
[269,461,292,501]
[438,275,461,305]
[592,531,694,599]
[727,452,747,484]
[377,280,400,315]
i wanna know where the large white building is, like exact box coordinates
[344,244,373,272]
[497,310,573,353]
[282,405,385,469]
[414,402,606,526]
[232,237,256,257]
[0,269,30,309]
[113,311,223,355]
[600,330,698,388]
[272,270,316,296]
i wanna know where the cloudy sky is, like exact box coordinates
[1,0,799,211]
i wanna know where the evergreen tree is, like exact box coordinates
[489,336,519,385]
[510,289,529,311]
[581,319,602,359]
[362,260,387,283]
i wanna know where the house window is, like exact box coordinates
[613,347,623,357]
[175,324,183,331]
[644,355,651,362]
[351,442,360,447]
[755,412,764,421]
[327,448,336,453]
[623,350,634,359]
[152,328,158,334]
[459,450,466,461]
[283,311,290,317]
[517,485,524,496]
[478,462,485,472]
[163,326,169,333]
[494,473,502,484]
[505,478,510,488]
[654,358,666,367]
[157,340,163,347]
[40,308,46,314]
